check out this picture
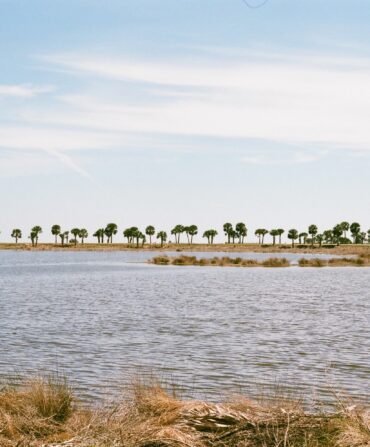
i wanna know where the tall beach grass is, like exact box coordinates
[0,375,369,446]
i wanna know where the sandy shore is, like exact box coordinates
[1,242,370,256]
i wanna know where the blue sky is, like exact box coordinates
[1,0,369,242]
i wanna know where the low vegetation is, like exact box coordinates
[0,376,369,447]
[151,255,290,267]
[151,255,370,268]
[298,256,370,267]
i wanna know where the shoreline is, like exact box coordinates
[1,242,370,256]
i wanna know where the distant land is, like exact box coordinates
[1,242,370,256]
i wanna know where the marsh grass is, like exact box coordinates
[261,257,290,267]
[151,255,288,268]
[0,376,369,447]
[298,258,327,267]
[0,374,74,445]
[151,255,369,268]
[299,256,369,267]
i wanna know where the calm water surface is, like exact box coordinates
[0,251,369,403]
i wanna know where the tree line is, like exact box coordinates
[5,221,370,247]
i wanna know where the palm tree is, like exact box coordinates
[59,232,66,246]
[11,229,22,243]
[316,233,324,247]
[332,224,343,245]
[31,226,42,246]
[186,225,198,244]
[223,223,233,244]
[64,231,69,244]
[145,225,155,244]
[203,229,218,244]
[29,231,37,247]
[308,225,318,247]
[287,229,298,247]
[255,228,268,245]
[235,222,247,243]
[93,229,104,244]
[277,229,284,245]
[171,225,184,244]
[299,232,308,245]
[51,225,61,244]
[209,229,217,244]
[105,223,118,243]
[203,230,211,244]
[323,230,333,244]
[350,222,361,244]
[140,233,146,247]
[71,228,80,246]
[79,228,88,243]
[340,221,350,240]
[132,228,143,248]
[255,229,263,245]
[260,229,268,244]
[157,231,167,247]
[123,228,132,245]
[124,227,138,246]
[367,229,370,243]
[269,229,279,246]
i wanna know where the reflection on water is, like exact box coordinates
[0,250,369,403]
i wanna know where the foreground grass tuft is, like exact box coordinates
[0,375,74,445]
[0,377,369,446]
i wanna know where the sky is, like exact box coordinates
[1,0,370,242]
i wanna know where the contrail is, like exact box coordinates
[44,148,93,181]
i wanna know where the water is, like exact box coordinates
[0,250,369,404]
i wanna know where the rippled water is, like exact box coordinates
[0,250,369,403]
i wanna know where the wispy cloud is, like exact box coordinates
[30,49,370,152]
[0,84,53,98]
[241,149,327,165]
[2,47,370,177]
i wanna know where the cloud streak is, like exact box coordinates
[32,50,370,151]
[0,84,53,98]
[2,47,370,179]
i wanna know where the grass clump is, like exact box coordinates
[0,375,74,445]
[172,255,197,265]
[298,258,327,267]
[261,257,290,267]
[327,257,366,266]
[152,255,171,265]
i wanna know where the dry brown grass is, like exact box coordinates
[299,256,370,267]
[151,255,370,269]
[1,377,369,447]
[298,258,328,267]
[261,257,290,267]
[0,375,75,446]
[150,256,289,268]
